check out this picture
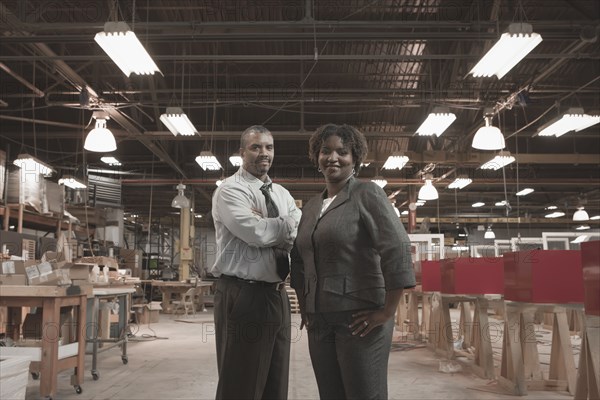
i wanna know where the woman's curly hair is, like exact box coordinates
[308,124,368,174]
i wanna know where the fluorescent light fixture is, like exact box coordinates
[101,156,121,166]
[382,153,409,170]
[195,151,222,171]
[516,188,534,196]
[537,108,600,137]
[452,243,469,251]
[85,114,117,152]
[590,215,600,221]
[58,175,87,189]
[575,225,590,231]
[571,235,588,244]
[371,177,388,188]
[418,174,438,200]
[472,114,505,150]
[360,162,371,167]
[484,226,496,239]
[416,200,426,206]
[472,202,485,208]
[480,151,515,170]
[13,153,55,177]
[573,207,590,222]
[470,23,542,79]
[448,176,472,189]
[171,184,190,209]
[401,210,409,215]
[546,205,558,210]
[94,22,161,76]
[545,211,565,218]
[229,153,242,167]
[160,107,197,136]
[416,108,456,137]
[495,200,507,207]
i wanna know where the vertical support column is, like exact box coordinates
[179,207,191,281]
[408,186,417,233]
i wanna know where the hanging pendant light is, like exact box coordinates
[484,226,496,239]
[573,207,590,222]
[472,113,505,150]
[171,184,190,209]
[85,113,117,152]
[418,174,438,200]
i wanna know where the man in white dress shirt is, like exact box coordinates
[211,125,301,399]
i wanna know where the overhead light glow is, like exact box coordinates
[85,114,117,152]
[472,114,505,150]
[484,226,496,239]
[94,21,161,76]
[470,23,542,79]
[448,177,472,189]
[573,207,590,222]
[371,177,388,188]
[480,151,515,170]
[195,151,222,171]
[537,108,600,137]
[58,175,87,189]
[575,225,590,231]
[160,107,197,136]
[13,153,55,177]
[571,235,589,244]
[416,108,456,137]
[472,202,485,208]
[101,156,121,166]
[418,174,438,200]
[382,153,409,170]
[229,154,243,167]
[545,211,566,218]
[516,188,534,196]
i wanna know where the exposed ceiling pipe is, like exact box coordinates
[0,62,44,97]
[0,114,81,129]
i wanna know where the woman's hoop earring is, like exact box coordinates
[352,168,356,175]
[318,168,322,172]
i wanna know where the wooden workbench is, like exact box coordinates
[148,280,213,314]
[0,285,90,399]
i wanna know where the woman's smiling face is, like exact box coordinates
[318,134,354,183]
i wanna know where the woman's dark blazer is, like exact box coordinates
[290,177,416,313]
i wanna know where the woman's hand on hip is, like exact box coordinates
[349,309,393,337]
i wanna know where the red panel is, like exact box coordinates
[503,250,584,304]
[421,260,441,291]
[440,257,504,295]
[581,241,600,316]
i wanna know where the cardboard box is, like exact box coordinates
[1,261,16,274]
[421,260,441,292]
[0,274,27,285]
[28,269,71,286]
[503,250,584,304]
[581,241,600,316]
[133,302,162,324]
[56,262,90,280]
[441,257,504,295]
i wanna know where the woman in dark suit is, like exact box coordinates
[291,123,416,399]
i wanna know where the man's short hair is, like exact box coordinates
[240,125,272,148]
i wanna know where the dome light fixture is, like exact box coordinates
[418,174,438,200]
[171,184,190,209]
[85,112,117,152]
[472,113,505,150]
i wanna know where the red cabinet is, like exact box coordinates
[440,257,504,295]
[421,260,441,292]
[581,241,600,316]
[503,250,584,304]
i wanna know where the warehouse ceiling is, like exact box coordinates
[1,0,599,233]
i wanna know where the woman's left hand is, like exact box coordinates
[349,309,393,337]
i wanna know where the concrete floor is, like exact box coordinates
[24,311,575,400]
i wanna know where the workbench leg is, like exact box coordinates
[72,295,86,388]
[575,315,600,400]
[40,298,60,398]
[499,307,527,396]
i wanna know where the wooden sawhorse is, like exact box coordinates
[498,301,582,396]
